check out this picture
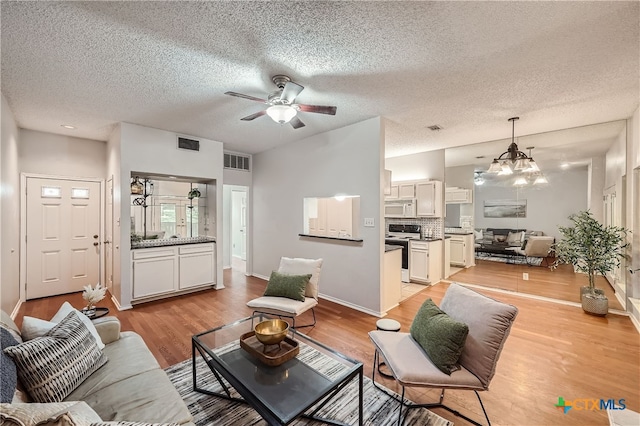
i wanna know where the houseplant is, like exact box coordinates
[551,210,628,315]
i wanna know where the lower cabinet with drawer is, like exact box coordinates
[132,243,216,302]
[409,240,443,284]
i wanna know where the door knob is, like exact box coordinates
[104,240,111,244]
[93,242,99,246]
[93,235,99,239]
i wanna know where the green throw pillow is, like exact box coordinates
[410,299,469,375]
[263,271,312,302]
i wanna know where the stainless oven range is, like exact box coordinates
[385,224,421,283]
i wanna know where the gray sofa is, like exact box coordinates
[474,228,541,257]
[1,310,194,424]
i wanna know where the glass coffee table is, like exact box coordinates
[192,315,363,425]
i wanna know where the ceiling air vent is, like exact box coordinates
[224,153,250,172]
[177,137,200,151]
[427,125,443,131]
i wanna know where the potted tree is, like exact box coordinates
[551,210,628,315]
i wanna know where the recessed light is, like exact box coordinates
[560,163,570,169]
[61,125,76,129]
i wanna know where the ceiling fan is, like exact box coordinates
[224,75,337,129]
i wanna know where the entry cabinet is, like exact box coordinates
[409,239,443,284]
[448,234,475,268]
[385,180,443,218]
[131,243,216,301]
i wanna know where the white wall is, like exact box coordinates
[252,118,385,316]
[18,129,106,178]
[588,155,606,222]
[474,167,588,240]
[606,128,627,189]
[115,123,224,309]
[1,94,20,314]
[386,150,445,182]
[106,125,122,302]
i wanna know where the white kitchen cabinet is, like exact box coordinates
[409,240,443,284]
[132,242,216,301]
[386,184,399,200]
[445,187,473,204]
[132,247,178,299]
[178,243,216,289]
[398,183,415,199]
[384,170,392,196]
[448,234,475,267]
[309,197,358,238]
[416,181,443,217]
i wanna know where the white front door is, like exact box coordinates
[26,177,101,299]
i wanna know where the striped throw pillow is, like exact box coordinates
[3,311,108,403]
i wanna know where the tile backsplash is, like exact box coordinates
[384,217,444,239]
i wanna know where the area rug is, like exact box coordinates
[165,343,452,426]
[475,252,542,266]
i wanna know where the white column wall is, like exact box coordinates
[252,118,385,316]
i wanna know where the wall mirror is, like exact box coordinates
[130,176,214,241]
[444,120,627,310]
[303,196,361,240]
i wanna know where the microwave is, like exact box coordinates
[384,199,417,218]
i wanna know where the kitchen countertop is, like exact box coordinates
[131,236,216,249]
[385,244,403,252]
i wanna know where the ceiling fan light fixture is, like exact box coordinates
[266,105,297,124]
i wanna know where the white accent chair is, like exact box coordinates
[247,257,323,328]
[516,235,555,266]
[369,284,518,426]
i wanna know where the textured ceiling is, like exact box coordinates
[1,1,638,158]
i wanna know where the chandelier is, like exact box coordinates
[487,117,541,174]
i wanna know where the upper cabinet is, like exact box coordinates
[416,181,443,217]
[385,180,443,217]
[445,187,473,204]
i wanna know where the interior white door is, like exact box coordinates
[105,178,114,293]
[231,190,247,260]
[26,177,101,299]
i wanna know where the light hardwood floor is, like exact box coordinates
[448,259,625,311]
[16,269,639,426]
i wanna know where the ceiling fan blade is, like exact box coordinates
[290,116,306,129]
[240,110,267,121]
[224,91,267,103]
[296,104,337,115]
[280,82,304,104]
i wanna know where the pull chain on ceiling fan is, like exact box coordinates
[224,75,337,129]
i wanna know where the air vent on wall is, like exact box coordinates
[224,153,250,171]
[177,137,200,151]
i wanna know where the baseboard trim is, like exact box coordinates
[252,273,269,281]
[446,280,629,316]
[10,300,22,320]
[251,273,384,318]
[318,293,385,318]
[111,295,132,311]
[629,312,640,334]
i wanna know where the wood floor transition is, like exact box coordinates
[16,267,639,426]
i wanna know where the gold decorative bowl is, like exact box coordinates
[254,319,289,346]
